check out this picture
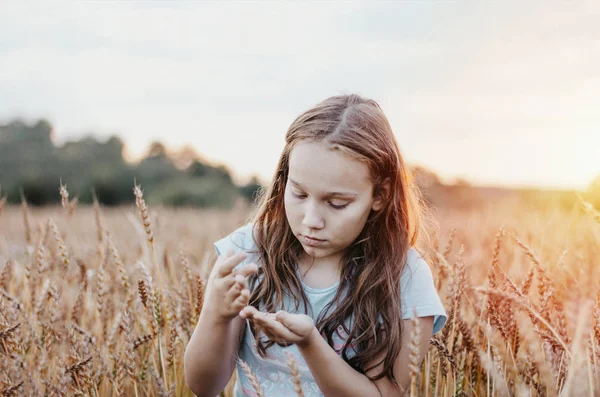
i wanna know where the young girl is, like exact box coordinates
[184,94,447,397]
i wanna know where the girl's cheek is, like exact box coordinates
[340,208,369,233]
[283,195,294,216]
[284,197,301,216]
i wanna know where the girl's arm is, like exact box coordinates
[184,251,257,397]
[297,316,434,397]
[184,309,245,397]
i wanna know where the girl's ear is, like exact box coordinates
[372,178,390,212]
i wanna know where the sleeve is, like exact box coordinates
[213,222,256,271]
[400,249,448,335]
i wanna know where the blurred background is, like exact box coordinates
[1,1,599,209]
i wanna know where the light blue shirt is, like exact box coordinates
[213,222,447,397]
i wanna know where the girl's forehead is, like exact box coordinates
[288,141,372,191]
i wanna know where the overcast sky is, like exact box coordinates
[1,1,598,189]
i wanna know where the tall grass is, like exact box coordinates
[0,184,598,396]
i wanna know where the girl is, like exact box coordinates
[184,94,447,397]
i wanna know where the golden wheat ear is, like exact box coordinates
[238,359,264,397]
[285,352,304,397]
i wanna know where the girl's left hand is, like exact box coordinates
[239,306,315,346]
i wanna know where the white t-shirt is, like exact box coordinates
[213,222,447,397]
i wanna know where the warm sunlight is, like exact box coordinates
[0,3,599,396]
[1,2,598,190]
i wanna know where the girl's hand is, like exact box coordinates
[203,250,258,324]
[239,306,316,347]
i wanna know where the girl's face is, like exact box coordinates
[284,140,384,265]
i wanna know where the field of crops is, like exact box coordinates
[0,186,598,396]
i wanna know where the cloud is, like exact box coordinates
[0,1,598,189]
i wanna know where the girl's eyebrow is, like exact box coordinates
[288,178,358,197]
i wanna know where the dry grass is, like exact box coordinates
[0,185,598,396]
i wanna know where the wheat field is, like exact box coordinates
[0,185,599,397]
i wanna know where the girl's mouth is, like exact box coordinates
[302,236,325,246]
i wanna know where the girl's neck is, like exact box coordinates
[297,253,342,283]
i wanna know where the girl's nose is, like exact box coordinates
[302,202,324,229]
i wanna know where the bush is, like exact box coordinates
[148,177,240,208]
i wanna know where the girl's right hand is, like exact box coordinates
[203,250,259,324]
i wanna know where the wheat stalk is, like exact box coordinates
[577,193,600,223]
[19,189,32,246]
[286,353,304,397]
[0,183,596,396]
[408,308,422,397]
[239,359,264,397]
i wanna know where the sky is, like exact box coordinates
[1,1,599,190]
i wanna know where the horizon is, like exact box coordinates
[1,2,598,191]
[1,116,591,193]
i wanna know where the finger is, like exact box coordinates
[234,263,259,278]
[222,273,243,293]
[241,287,251,300]
[232,298,248,312]
[251,312,270,327]
[254,312,297,340]
[221,273,238,290]
[275,311,304,337]
[232,290,250,310]
[252,312,279,331]
[217,251,247,277]
[224,283,245,305]
[239,305,259,319]
[225,265,256,291]
[223,279,247,304]
[217,251,248,278]
[252,321,272,339]
[233,274,248,290]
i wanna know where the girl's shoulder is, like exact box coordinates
[213,222,261,269]
[400,247,447,334]
[403,247,431,275]
[213,222,256,254]
[401,247,436,290]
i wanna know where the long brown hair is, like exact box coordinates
[243,94,436,384]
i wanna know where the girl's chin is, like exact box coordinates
[302,245,333,259]
[302,244,319,252]
[302,244,320,253]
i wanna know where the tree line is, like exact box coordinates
[0,119,261,208]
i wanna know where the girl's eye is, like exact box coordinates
[329,202,349,210]
[292,191,306,199]
[291,191,348,210]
